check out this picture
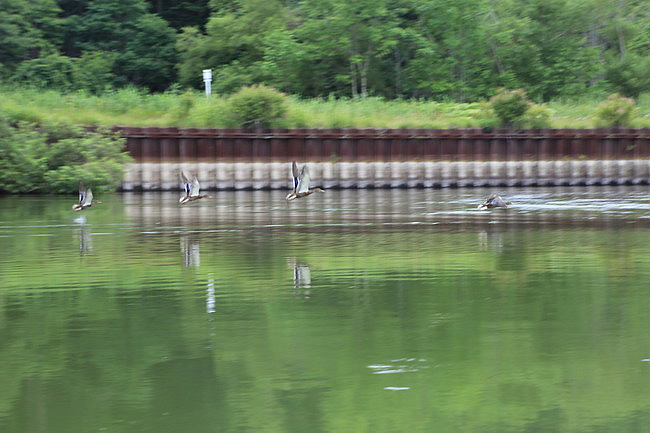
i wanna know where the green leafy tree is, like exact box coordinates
[146,0,211,30]
[117,14,178,90]
[606,54,650,98]
[261,31,308,95]
[477,0,600,101]
[2,0,650,102]
[65,0,146,53]
[65,0,177,91]
[298,0,401,98]
[0,0,62,77]
[58,0,87,16]
[74,51,119,93]
[405,0,496,101]
[282,5,351,97]
[177,0,287,92]
[175,26,209,89]
[585,0,649,95]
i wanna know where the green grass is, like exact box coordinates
[1,86,649,129]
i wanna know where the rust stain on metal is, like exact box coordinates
[114,127,650,162]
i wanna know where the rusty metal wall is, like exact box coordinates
[116,128,650,190]
[118,127,650,162]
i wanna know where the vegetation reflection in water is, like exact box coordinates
[1,188,650,433]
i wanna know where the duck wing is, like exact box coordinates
[291,161,299,193]
[82,188,94,207]
[78,181,86,205]
[297,165,311,193]
[189,177,201,197]
[485,193,499,202]
[491,195,508,207]
[480,193,500,207]
[180,171,191,197]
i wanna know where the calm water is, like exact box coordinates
[2,187,650,433]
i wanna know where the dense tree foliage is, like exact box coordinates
[0,0,62,76]
[146,0,210,30]
[1,0,649,100]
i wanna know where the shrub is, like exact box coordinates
[74,51,119,93]
[229,84,288,128]
[521,104,553,129]
[595,93,636,128]
[473,103,499,131]
[169,91,196,124]
[11,54,78,93]
[0,120,131,194]
[11,52,118,94]
[489,88,531,127]
[188,96,236,128]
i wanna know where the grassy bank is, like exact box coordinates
[2,86,650,129]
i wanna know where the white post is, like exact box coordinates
[202,69,212,98]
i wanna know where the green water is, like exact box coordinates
[2,188,650,433]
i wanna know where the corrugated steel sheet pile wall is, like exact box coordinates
[117,127,650,190]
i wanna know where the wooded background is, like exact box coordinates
[2,0,648,101]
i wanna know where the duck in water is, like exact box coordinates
[477,193,511,210]
[286,161,325,201]
[179,171,211,204]
[72,182,101,211]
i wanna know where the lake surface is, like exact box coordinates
[1,187,650,433]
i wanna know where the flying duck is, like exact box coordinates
[477,193,511,210]
[179,171,211,204]
[72,182,101,211]
[286,161,325,201]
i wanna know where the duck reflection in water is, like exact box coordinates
[206,273,215,314]
[478,230,504,252]
[287,257,312,298]
[180,234,201,268]
[78,226,93,255]
[74,215,93,255]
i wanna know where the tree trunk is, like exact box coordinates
[615,20,626,58]
[616,0,627,58]
[487,3,506,75]
[350,61,358,98]
[394,45,402,97]
[588,22,605,87]
[360,57,369,99]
